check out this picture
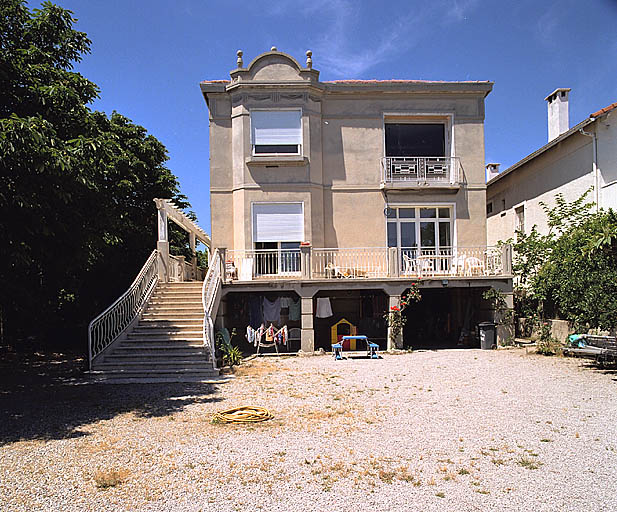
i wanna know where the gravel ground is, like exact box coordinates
[1,348,617,511]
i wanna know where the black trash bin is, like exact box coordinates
[478,322,496,350]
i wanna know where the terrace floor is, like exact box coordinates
[1,348,616,511]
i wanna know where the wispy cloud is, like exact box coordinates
[262,0,479,78]
[446,0,480,22]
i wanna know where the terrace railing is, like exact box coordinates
[381,156,461,186]
[399,246,506,278]
[225,249,301,280]
[223,245,511,282]
[202,248,222,368]
[312,247,389,279]
[87,250,159,369]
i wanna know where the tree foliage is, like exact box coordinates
[0,1,193,346]
[510,189,617,331]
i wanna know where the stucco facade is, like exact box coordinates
[487,101,617,245]
[200,49,512,352]
[202,50,492,252]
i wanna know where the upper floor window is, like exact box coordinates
[515,205,525,233]
[251,109,302,155]
[385,123,445,157]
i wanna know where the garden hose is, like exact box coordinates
[213,406,273,423]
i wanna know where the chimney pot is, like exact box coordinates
[545,88,571,141]
[486,163,500,182]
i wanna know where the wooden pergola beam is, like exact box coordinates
[153,198,211,249]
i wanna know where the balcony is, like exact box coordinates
[381,156,461,190]
[223,245,511,282]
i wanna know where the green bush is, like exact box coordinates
[510,190,617,333]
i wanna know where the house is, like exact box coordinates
[487,90,617,244]
[199,48,513,353]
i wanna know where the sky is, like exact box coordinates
[36,0,617,232]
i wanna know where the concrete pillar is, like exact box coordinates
[300,243,312,280]
[388,247,399,277]
[387,294,403,351]
[495,290,514,346]
[156,206,169,282]
[300,296,314,353]
[189,232,197,280]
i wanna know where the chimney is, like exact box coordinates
[545,88,570,141]
[486,163,500,182]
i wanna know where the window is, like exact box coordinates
[386,206,452,252]
[385,124,445,157]
[486,202,493,215]
[515,206,525,233]
[252,203,303,275]
[251,110,302,154]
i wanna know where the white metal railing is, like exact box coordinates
[223,245,511,281]
[381,156,460,185]
[313,247,389,279]
[226,249,301,280]
[399,246,505,278]
[202,248,222,368]
[88,250,158,369]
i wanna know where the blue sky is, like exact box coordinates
[40,0,617,232]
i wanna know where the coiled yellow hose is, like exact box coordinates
[213,406,273,423]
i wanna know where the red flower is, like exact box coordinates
[391,306,400,311]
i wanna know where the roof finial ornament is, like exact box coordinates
[271,46,277,51]
[306,50,313,69]
[236,50,243,68]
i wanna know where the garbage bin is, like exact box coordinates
[478,322,496,350]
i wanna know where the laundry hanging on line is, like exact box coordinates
[316,297,333,318]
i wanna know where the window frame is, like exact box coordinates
[385,203,456,253]
[382,113,454,159]
[250,108,303,156]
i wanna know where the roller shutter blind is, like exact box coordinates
[253,203,304,242]
[251,110,302,145]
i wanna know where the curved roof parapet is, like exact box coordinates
[229,48,319,83]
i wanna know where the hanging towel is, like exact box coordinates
[263,297,281,324]
[246,326,254,346]
[288,299,301,322]
[255,324,264,347]
[282,325,288,346]
[249,296,262,329]
[316,297,333,318]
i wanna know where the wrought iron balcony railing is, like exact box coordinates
[381,156,461,186]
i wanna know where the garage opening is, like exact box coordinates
[313,290,388,352]
[402,288,492,349]
[220,292,302,354]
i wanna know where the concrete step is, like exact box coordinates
[88,368,220,383]
[149,291,202,298]
[142,312,203,319]
[123,335,203,342]
[111,348,207,356]
[95,360,214,369]
[118,340,203,347]
[156,283,203,289]
[136,320,202,327]
[127,330,203,338]
[146,301,204,308]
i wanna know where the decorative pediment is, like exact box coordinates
[230,48,319,83]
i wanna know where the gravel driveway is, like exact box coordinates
[1,348,617,511]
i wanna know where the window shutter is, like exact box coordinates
[253,203,304,242]
[251,110,302,145]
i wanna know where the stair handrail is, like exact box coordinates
[202,248,222,368]
[87,250,159,369]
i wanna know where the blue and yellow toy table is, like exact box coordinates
[332,335,379,360]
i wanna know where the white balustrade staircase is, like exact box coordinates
[90,281,219,383]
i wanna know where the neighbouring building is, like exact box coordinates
[200,48,513,352]
[487,89,617,245]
